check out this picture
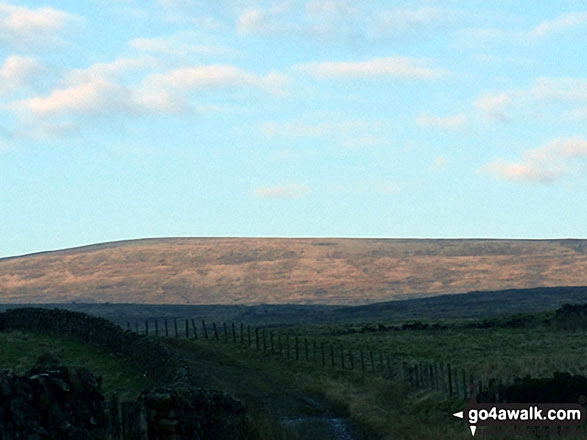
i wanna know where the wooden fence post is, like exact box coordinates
[330,345,335,368]
[255,327,259,350]
[270,332,274,354]
[174,318,178,338]
[262,329,267,351]
[223,323,228,341]
[240,323,244,344]
[213,322,218,340]
[278,334,282,356]
[165,319,169,337]
[145,320,149,335]
[202,320,208,340]
[135,322,139,334]
[191,319,197,339]
[185,319,189,338]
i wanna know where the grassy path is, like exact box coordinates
[161,338,373,440]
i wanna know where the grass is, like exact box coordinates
[174,337,552,439]
[0,331,154,400]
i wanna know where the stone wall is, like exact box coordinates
[0,365,246,440]
[0,308,178,384]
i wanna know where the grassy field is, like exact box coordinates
[0,331,154,400]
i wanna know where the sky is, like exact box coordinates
[1,0,587,258]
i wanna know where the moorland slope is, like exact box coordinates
[0,238,586,305]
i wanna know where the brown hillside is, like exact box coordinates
[0,238,586,305]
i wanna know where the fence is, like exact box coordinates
[124,317,500,401]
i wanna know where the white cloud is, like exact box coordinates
[254,184,311,199]
[483,136,587,184]
[475,92,511,122]
[0,2,78,48]
[64,57,158,85]
[129,33,236,57]
[375,6,452,37]
[260,118,387,139]
[417,114,466,130]
[0,55,43,94]
[528,77,587,103]
[295,57,450,80]
[305,0,356,17]
[237,4,292,35]
[530,11,587,38]
[145,65,287,96]
[18,79,135,117]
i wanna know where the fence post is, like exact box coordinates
[202,320,208,340]
[191,319,198,339]
[278,334,282,355]
[369,351,375,373]
[135,322,139,334]
[262,329,267,351]
[155,320,159,336]
[330,345,335,368]
[270,332,274,354]
[255,327,259,350]
[165,319,169,337]
[213,322,219,340]
[185,319,189,338]
[174,318,178,338]
[360,350,365,375]
[223,323,228,341]
[145,320,149,335]
[240,323,244,344]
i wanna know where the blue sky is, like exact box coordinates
[1,0,587,257]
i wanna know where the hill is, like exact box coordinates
[0,237,586,305]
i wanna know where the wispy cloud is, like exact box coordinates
[530,11,587,38]
[374,6,455,38]
[254,184,311,199]
[483,136,587,183]
[129,32,237,57]
[145,65,288,96]
[0,55,44,94]
[295,56,450,80]
[417,113,466,130]
[475,92,511,122]
[0,2,79,48]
